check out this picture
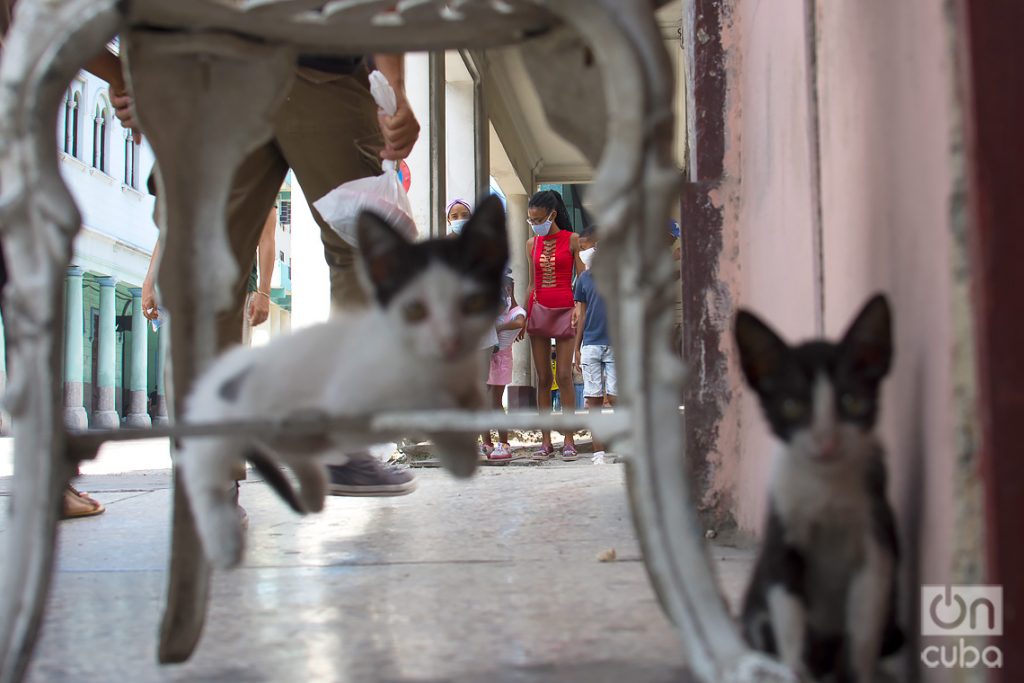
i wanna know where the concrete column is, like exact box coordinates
[507,193,535,408]
[125,287,151,427]
[404,52,432,231]
[63,266,88,429]
[270,304,281,337]
[0,310,9,435]
[445,80,476,205]
[468,58,490,202]
[92,276,119,428]
[428,51,446,239]
[151,321,169,425]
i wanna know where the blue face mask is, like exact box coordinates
[530,219,553,236]
[449,219,468,235]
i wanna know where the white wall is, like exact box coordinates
[289,180,331,330]
[61,71,158,284]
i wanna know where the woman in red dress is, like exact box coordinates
[521,190,586,460]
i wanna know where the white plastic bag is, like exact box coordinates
[313,70,418,246]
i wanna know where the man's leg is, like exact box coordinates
[603,346,618,408]
[219,143,289,352]
[215,137,290,511]
[278,71,382,312]
[599,348,618,461]
[278,70,414,496]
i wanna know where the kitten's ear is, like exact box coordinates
[459,195,509,273]
[356,210,411,300]
[839,293,892,380]
[735,310,790,394]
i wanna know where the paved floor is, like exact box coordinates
[0,451,755,683]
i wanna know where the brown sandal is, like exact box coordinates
[62,485,105,519]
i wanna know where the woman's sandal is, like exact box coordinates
[531,444,554,461]
[561,443,579,461]
[62,485,105,519]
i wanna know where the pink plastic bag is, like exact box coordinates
[313,70,418,246]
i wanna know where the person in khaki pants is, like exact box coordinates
[137,54,421,498]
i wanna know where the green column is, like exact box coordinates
[92,276,119,428]
[125,286,151,427]
[63,266,88,429]
[152,321,169,425]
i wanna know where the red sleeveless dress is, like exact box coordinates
[531,230,575,311]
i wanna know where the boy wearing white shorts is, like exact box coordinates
[573,226,617,464]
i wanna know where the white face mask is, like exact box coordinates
[530,219,552,236]
[580,247,595,269]
[449,218,468,235]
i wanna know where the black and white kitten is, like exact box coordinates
[735,295,903,682]
[178,196,509,569]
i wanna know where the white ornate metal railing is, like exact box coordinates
[0,2,793,682]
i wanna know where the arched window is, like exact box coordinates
[92,103,109,172]
[63,90,81,158]
[123,130,138,189]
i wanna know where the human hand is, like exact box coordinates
[571,308,580,330]
[515,327,527,343]
[248,292,270,327]
[141,277,159,321]
[378,90,420,161]
[110,90,143,144]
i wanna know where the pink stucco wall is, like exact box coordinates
[713,0,961,600]
[728,0,820,534]
[816,1,957,591]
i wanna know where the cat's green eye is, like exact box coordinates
[462,293,491,315]
[403,301,428,323]
[840,393,869,416]
[780,398,807,420]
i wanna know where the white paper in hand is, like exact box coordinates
[313,70,418,246]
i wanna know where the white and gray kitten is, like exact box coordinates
[736,295,904,682]
[178,196,509,569]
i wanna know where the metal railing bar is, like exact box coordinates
[65,409,633,453]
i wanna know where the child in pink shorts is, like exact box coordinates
[482,275,526,460]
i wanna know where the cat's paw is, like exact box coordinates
[201,503,246,569]
[431,432,479,478]
[292,461,328,513]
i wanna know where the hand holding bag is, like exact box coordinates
[312,71,418,246]
[527,299,574,339]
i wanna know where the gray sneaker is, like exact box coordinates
[327,457,416,497]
